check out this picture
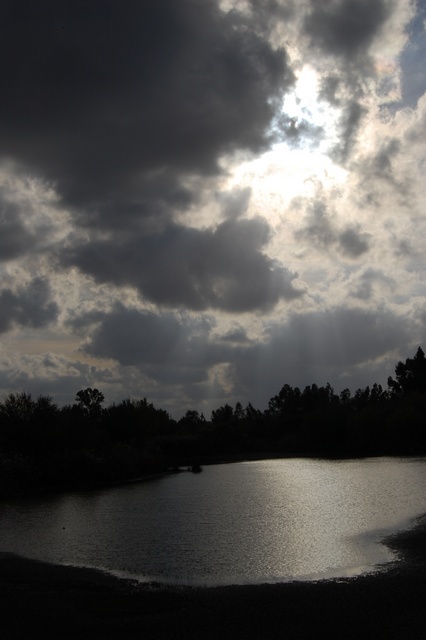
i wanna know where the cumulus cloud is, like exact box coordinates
[79,305,208,369]
[303,0,392,59]
[0,278,58,333]
[64,216,303,312]
[0,201,34,262]
[66,301,415,416]
[74,304,227,397]
[0,0,424,418]
[0,0,294,221]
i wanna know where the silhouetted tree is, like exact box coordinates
[211,404,234,424]
[339,388,351,405]
[0,391,34,423]
[178,410,205,430]
[268,384,302,415]
[300,383,338,412]
[75,388,105,419]
[388,347,426,396]
[0,392,57,454]
[353,386,372,408]
[2,345,426,496]
[234,402,245,421]
[369,383,388,404]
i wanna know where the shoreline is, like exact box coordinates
[4,453,424,500]
[1,517,426,639]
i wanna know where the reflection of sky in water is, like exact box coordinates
[1,458,426,586]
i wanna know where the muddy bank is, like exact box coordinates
[1,517,426,639]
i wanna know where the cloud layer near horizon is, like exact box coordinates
[0,0,425,417]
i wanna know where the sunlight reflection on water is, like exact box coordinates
[1,457,426,585]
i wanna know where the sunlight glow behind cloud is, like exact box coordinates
[0,0,425,418]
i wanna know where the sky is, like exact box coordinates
[1,0,425,419]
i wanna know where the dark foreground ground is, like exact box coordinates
[1,519,426,640]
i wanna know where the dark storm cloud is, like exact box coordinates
[248,0,297,24]
[0,278,58,333]
[0,201,34,261]
[304,0,392,59]
[0,0,294,221]
[76,302,413,413]
[82,305,197,367]
[77,303,228,386]
[64,217,303,312]
[232,305,411,407]
[267,306,406,369]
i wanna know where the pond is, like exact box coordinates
[1,457,426,586]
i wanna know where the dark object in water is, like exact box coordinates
[191,464,202,473]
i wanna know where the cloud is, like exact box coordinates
[219,326,252,344]
[67,301,415,417]
[64,216,303,312]
[338,227,370,258]
[269,306,406,368]
[298,0,414,164]
[303,0,392,59]
[0,278,59,333]
[369,138,401,180]
[75,304,226,393]
[232,304,413,407]
[294,199,335,250]
[399,3,426,106]
[0,349,116,406]
[217,187,252,219]
[332,100,366,162]
[294,197,371,259]
[0,0,424,420]
[353,136,410,207]
[0,170,71,266]
[80,305,203,368]
[0,200,34,262]
[0,0,294,222]
[349,268,395,300]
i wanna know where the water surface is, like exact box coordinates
[1,457,426,585]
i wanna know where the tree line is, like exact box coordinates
[1,347,426,495]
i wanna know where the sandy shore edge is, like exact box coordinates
[1,516,426,639]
